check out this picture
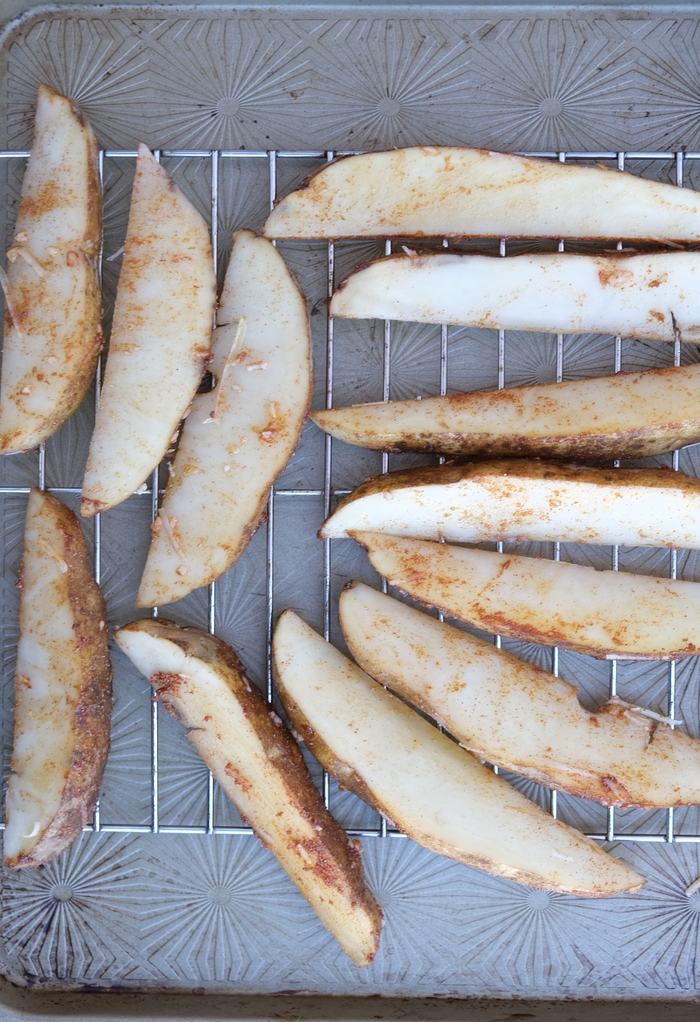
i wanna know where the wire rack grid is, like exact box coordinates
[1,146,699,850]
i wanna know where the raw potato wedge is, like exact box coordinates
[273,611,645,896]
[311,364,700,461]
[263,146,700,240]
[5,489,112,868]
[339,583,700,809]
[353,532,700,660]
[330,251,700,343]
[113,618,382,966]
[0,84,102,453]
[136,230,312,607]
[320,460,700,550]
[81,144,216,516]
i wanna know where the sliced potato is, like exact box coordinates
[81,144,216,516]
[136,229,312,607]
[0,84,102,454]
[114,618,382,966]
[330,251,700,343]
[5,489,112,868]
[273,610,645,896]
[311,364,700,461]
[354,532,700,660]
[339,583,700,809]
[320,460,700,549]
[263,147,700,240]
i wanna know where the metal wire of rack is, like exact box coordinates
[1,146,699,847]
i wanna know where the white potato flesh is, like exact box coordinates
[354,533,700,660]
[136,229,312,607]
[331,251,700,342]
[0,84,102,454]
[5,489,111,867]
[273,611,644,896]
[320,460,700,549]
[81,144,216,516]
[311,364,700,461]
[114,619,382,966]
[339,583,700,809]
[263,147,700,240]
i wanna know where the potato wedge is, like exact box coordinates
[273,610,645,896]
[136,229,312,607]
[5,489,112,868]
[311,364,700,461]
[113,618,382,967]
[81,144,216,516]
[353,532,700,660]
[263,147,700,240]
[339,583,700,809]
[0,84,102,454]
[330,251,700,343]
[320,460,700,549]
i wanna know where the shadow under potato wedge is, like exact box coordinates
[339,582,700,810]
[272,609,645,897]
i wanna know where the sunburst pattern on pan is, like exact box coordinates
[3,2,700,1000]
[1,835,143,983]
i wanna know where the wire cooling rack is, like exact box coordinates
[1,146,699,849]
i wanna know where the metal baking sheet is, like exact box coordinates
[1,2,700,1001]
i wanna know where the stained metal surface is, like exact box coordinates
[0,4,700,999]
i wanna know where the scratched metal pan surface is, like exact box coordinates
[1,1,700,999]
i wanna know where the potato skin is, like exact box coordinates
[0,85,103,454]
[315,417,700,461]
[276,663,583,893]
[274,679,387,820]
[312,392,700,462]
[122,619,382,960]
[264,146,700,242]
[350,532,700,662]
[135,230,312,607]
[162,624,377,896]
[80,144,216,515]
[341,576,700,808]
[273,610,645,897]
[36,89,103,440]
[7,491,112,868]
[323,458,700,538]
